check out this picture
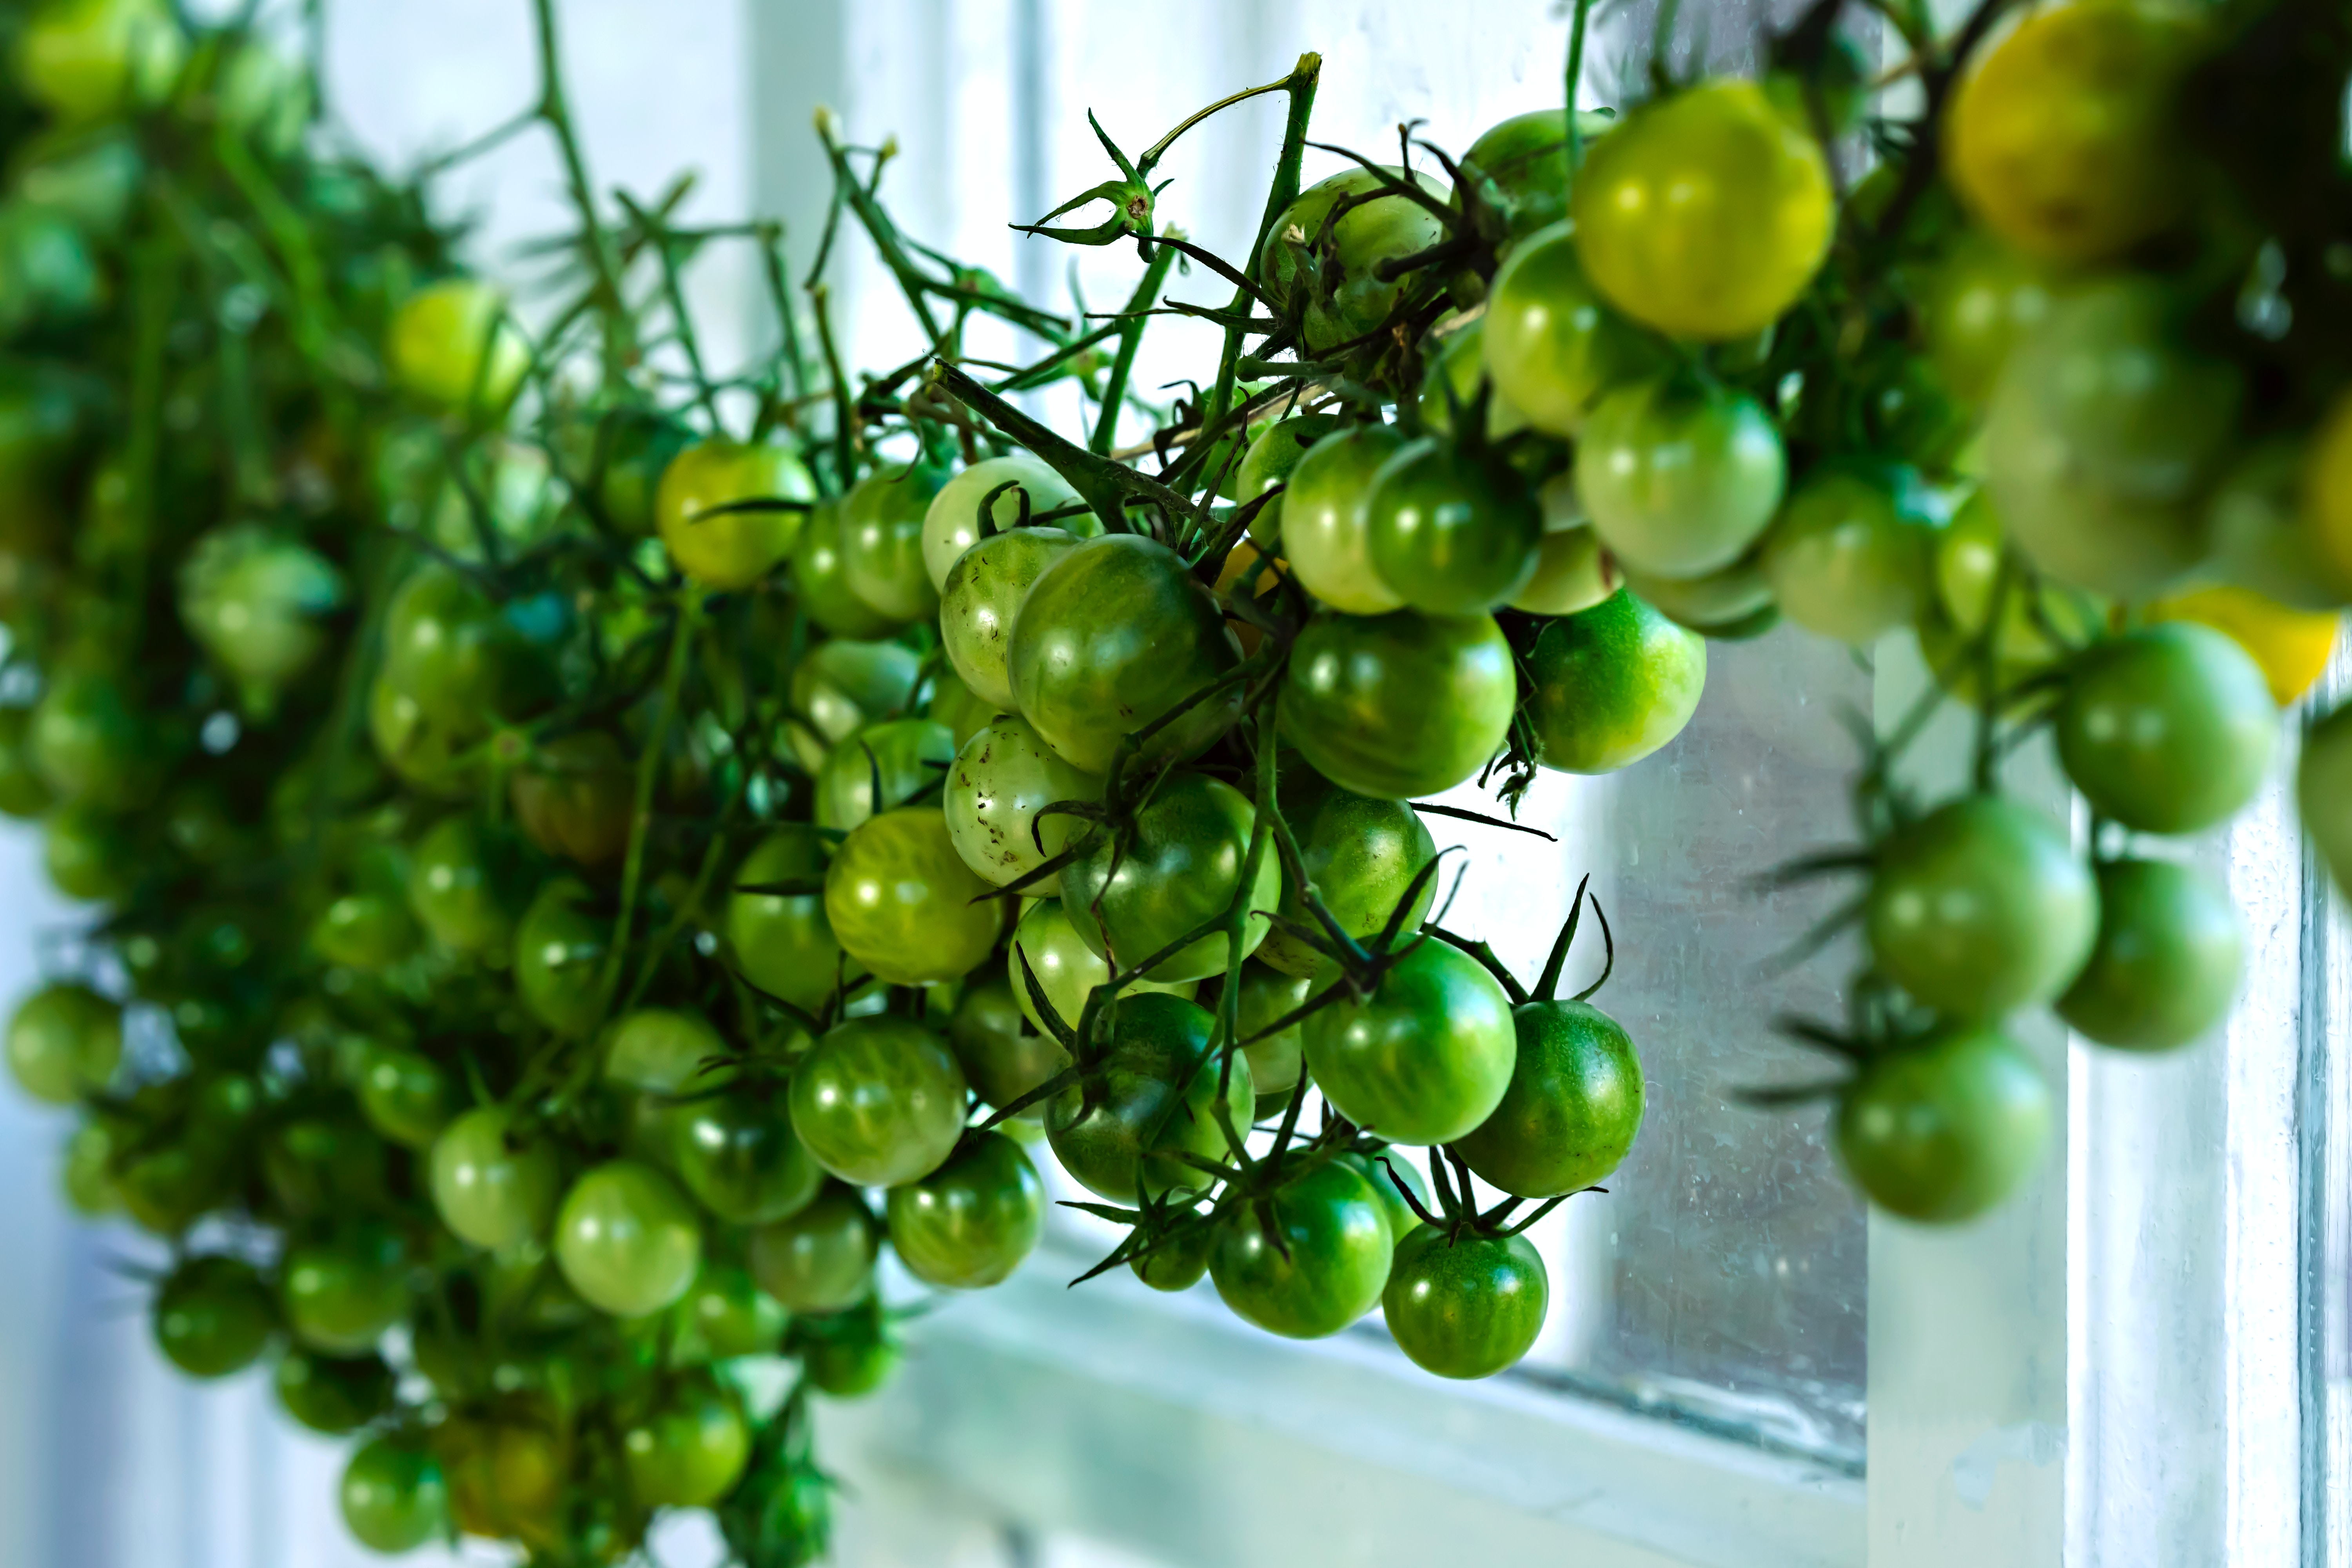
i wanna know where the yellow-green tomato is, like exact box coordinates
[945,714,1103,887]
[387,279,530,416]
[656,439,817,590]
[624,1373,750,1508]
[824,808,1003,986]
[1508,524,1617,617]
[813,717,956,833]
[6,981,120,1103]
[791,499,900,636]
[1760,469,1938,645]
[1007,898,1191,1038]
[429,1105,561,1250]
[920,453,1090,590]
[940,524,1087,712]
[1281,425,1410,614]
[14,0,185,126]
[1577,377,1787,578]
[1258,165,1449,354]
[1524,591,1706,775]
[553,1160,702,1318]
[1234,413,1349,546]
[1417,320,1530,443]
[1483,222,1661,436]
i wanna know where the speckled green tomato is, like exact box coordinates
[1234,413,1349,545]
[671,1262,788,1360]
[43,804,134,902]
[1210,1160,1391,1338]
[407,814,514,952]
[1007,898,1192,1037]
[1384,1226,1548,1379]
[274,1349,394,1435]
[1256,774,1437,977]
[656,439,818,591]
[1577,378,1787,578]
[945,714,1102,887]
[1303,938,1515,1145]
[748,1184,878,1313]
[2301,705,2352,900]
[940,524,1087,712]
[824,808,1002,986]
[1483,223,1661,437]
[6,981,120,1104]
[379,563,552,737]
[153,1256,275,1379]
[1280,609,1515,799]
[510,730,633,867]
[1760,470,1937,645]
[675,1093,823,1225]
[1454,999,1644,1198]
[887,1132,1046,1289]
[623,1373,750,1508]
[31,668,149,807]
[1258,165,1448,354]
[1008,534,1243,775]
[1363,438,1543,615]
[1525,590,1706,775]
[430,1105,562,1250]
[788,1015,968,1187]
[13,0,184,125]
[948,969,1068,1116]
[387,278,528,414]
[920,453,1092,590]
[1281,425,1410,613]
[1131,1218,1218,1292]
[554,1160,702,1318]
[0,708,51,819]
[1457,109,1617,243]
[514,878,609,1038]
[1337,1149,1431,1242]
[1837,1027,2052,1222]
[814,717,956,833]
[1235,960,1311,1107]
[1982,280,2242,597]
[840,464,949,621]
[1570,78,1833,340]
[356,1045,452,1150]
[2056,624,2277,835]
[1047,993,1252,1202]
[1061,771,1280,982]
[2056,858,2243,1051]
[791,499,902,636]
[1867,797,2098,1017]
[339,1439,450,1555]
[724,826,846,1013]
[281,1224,410,1354]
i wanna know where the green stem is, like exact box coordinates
[598,593,702,1017]
[1564,0,1593,189]
[1088,233,1180,455]
[531,0,635,384]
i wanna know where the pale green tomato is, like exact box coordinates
[1283,425,1410,613]
[387,279,530,416]
[429,1106,561,1250]
[823,808,1004,986]
[1007,898,1189,1038]
[1576,377,1787,578]
[920,454,1090,590]
[553,1160,702,1318]
[945,715,1103,887]
[1760,470,1937,644]
[940,526,1087,711]
[657,440,818,591]
[1483,222,1661,436]
[813,717,955,833]
[1509,525,1617,616]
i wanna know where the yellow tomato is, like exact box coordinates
[1214,539,1282,654]
[2146,584,2338,706]
[1570,79,1833,341]
[1944,0,2203,264]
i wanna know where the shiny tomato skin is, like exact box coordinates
[940,525,1087,712]
[1046,991,1252,1202]
[1453,998,1644,1198]
[1258,165,1448,354]
[886,1131,1046,1289]
[408,813,515,953]
[945,713,1103,887]
[153,1255,276,1379]
[1236,413,1349,545]
[1759,468,1937,646]
[430,1105,562,1250]
[813,716,956,833]
[841,464,950,621]
[1008,897,1192,1038]
[1255,773,1437,978]
[1524,590,1706,775]
[355,1044,452,1150]
[1363,438,1543,615]
[339,1439,451,1555]
[1279,608,1515,800]
[387,278,528,415]
[623,1372,750,1508]
[724,826,848,1013]
[1234,960,1312,1106]
[822,808,1002,986]
[1060,770,1279,983]
[5,980,120,1104]
[1457,108,1616,245]
[1303,938,1515,1145]
[1281,425,1410,614]
[1837,1027,2051,1222]
[947,969,1069,1116]
[1383,1225,1548,1379]
[280,1223,411,1355]
[656,439,817,591]
[675,1093,824,1225]
[514,878,610,1039]
[1483,222,1661,436]
[747,1183,878,1313]
[2056,858,2243,1051]
[921,453,1091,590]
[2056,624,2277,835]
[380,563,553,738]
[1209,1160,1391,1338]
[1576,377,1788,579]
[553,1159,703,1318]
[788,1014,968,1188]
[789,638,922,768]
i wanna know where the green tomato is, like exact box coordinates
[1383,1225,1548,1379]
[1258,165,1448,354]
[367,675,480,800]
[564,405,693,536]
[671,1262,788,1360]
[281,1223,410,1355]
[1457,109,1619,242]
[2056,858,2243,1050]
[656,439,817,591]
[381,563,553,738]
[0,707,53,818]
[940,524,1087,712]
[803,1324,900,1396]
[312,891,418,971]
[2056,624,2277,835]
[839,464,950,621]
[788,640,922,769]
[510,730,634,867]
[13,0,185,124]
[1008,533,1243,775]
[554,1160,703,1318]
[791,499,902,636]
[31,667,149,808]
[514,878,610,1038]
[274,1348,395,1435]
[1279,608,1515,799]
[1510,524,1618,617]
[1982,279,2242,597]
[430,1105,562,1249]
[407,814,514,953]
[1577,377,1787,578]
[927,664,1002,747]
[6,980,119,1103]
[1337,1148,1430,1242]
[1922,231,2060,407]
[815,717,956,833]
[675,1092,824,1225]
[1282,425,1410,613]
[724,827,847,1012]
[1046,992,1252,1202]
[788,1014,969,1187]
[1417,321,1532,444]
[1007,898,1192,1037]
[153,1255,275,1379]
[1453,998,1644,1198]
[1363,437,1543,615]
[1930,489,2105,691]
[356,1045,452,1149]
[748,1183,877,1312]
[886,1131,1046,1289]
[116,1140,218,1236]
[945,713,1103,887]
[261,1116,389,1220]
[1234,413,1349,546]
[1061,770,1279,983]
[387,278,529,415]
[1234,960,1311,1104]
[176,524,345,707]
[1303,938,1515,1145]
[604,1007,728,1094]
[339,1439,450,1555]
[1130,1216,1218,1292]
[625,1372,751,1508]
[43,802,134,901]
[1482,222,1661,437]
[947,969,1069,1116]
[1618,554,1775,636]
[920,453,1091,590]
[1209,1160,1391,1338]
[2206,441,2350,610]
[1525,590,1706,774]
[1256,773,1437,978]
[1866,796,2099,1017]
[1837,1027,2051,1222]
[824,808,1002,985]
[1760,469,1937,644]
